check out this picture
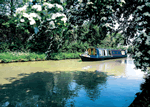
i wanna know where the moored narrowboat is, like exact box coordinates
[79,48,127,61]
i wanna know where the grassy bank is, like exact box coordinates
[0,52,46,63]
[0,52,82,63]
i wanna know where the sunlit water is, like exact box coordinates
[0,57,145,107]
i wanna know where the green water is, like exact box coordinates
[0,58,145,107]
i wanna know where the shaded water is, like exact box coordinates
[0,58,145,107]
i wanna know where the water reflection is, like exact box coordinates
[0,71,108,107]
[74,71,107,101]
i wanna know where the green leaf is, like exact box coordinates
[145,2,150,7]
[137,5,145,11]
[143,12,150,17]
[145,36,150,45]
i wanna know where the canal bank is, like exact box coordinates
[0,52,82,63]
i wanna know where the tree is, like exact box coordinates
[131,1,150,71]
[64,0,124,47]
[12,0,68,55]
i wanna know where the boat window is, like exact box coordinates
[87,48,97,56]
[99,50,102,56]
[91,48,97,55]
[103,50,106,56]
[88,48,91,55]
[105,50,107,56]
[109,50,112,55]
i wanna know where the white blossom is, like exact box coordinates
[32,4,42,11]
[20,19,25,22]
[49,21,55,28]
[78,0,83,2]
[61,17,67,23]
[55,3,64,11]
[29,13,41,20]
[51,13,57,19]
[101,17,107,21]
[60,14,67,23]
[51,13,63,19]
[13,14,16,17]
[23,13,29,18]
[87,2,93,5]
[16,4,28,13]
[43,3,54,9]
[29,18,36,25]
[51,13,67,23]
[121,0,126,4]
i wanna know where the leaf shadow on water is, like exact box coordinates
[0,70,109,107]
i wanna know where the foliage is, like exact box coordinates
[127,1,149,71]
[101,33,125,48]
[1,0,68,54]
[59,41,89,53]
[14,1,67,53]
[76,24,107,46]
[0,0,124,57]
[49,52,82,60]
[64,0,122,48]
[111,0,150,71]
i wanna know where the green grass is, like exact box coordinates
[0,52,82,63]
[0,52,46,63]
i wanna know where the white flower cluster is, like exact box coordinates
[32,4,42,11]
[22,13,41,25]
[87,2,93,5]
[51,13,67,23]
[121,0,126,4]
[16,4,41,25]
[54,3,64,11]
[43,3,63,11]
[16,4,28,13]
[43,2,54,9]
[15,2,67,26]
[20,19,25,22]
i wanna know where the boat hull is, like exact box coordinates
[80,55,127,61]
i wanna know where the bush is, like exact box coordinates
[0,42,10,52]
[49,52,81,60]
[59,41,89,53]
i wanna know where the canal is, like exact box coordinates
[0,57,145,107]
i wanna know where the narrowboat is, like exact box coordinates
[79,48,127,61]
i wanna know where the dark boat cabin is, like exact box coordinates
[80,48,127,61]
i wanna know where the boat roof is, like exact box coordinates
[87,47,126,51]
[88,48,125,51]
